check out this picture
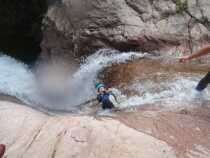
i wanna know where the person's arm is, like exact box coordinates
[178,44,210,62]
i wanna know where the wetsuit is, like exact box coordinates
[97,92,114,109]
[196,72,210,91]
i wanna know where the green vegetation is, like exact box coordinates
[174,0,188,13]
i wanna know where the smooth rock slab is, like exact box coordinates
[0,101,176,158]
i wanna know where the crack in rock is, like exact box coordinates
[19,120,49,158]
[51,129,68,158]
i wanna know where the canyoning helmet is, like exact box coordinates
[95,83,105,90]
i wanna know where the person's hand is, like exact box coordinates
[177,55,191,62]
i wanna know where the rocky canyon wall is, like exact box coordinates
[42,0,210,59]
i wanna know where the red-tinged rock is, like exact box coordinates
[0,144,5,158]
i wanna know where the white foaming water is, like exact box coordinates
[0,50,209,112]
[0,49,147,111]
[120,77,210,109]
[0,55,41,105]
[67,49,147,107]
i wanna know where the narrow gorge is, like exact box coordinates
[0,1,210,158]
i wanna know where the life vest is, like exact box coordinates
[97,92,115,109]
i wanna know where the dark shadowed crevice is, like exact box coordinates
[0,0,47,65]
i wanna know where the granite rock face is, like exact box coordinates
[0,101,177,158]
[42,0,210,59]
[0,100,210,158]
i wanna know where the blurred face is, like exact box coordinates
[98,87,106,94]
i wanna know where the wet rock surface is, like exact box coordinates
[117,106,210,158]
[101,57,210,88]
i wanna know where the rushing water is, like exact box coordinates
[0,49,147,111]
[0,49,209,112]
[120,77,210,109]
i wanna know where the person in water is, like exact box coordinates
[178,44,210,91]
[95,83,119,109]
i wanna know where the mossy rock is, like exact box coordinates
[174,0,188,13]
